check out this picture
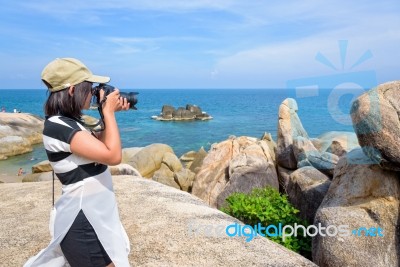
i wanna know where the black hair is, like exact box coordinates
[44,81,92,118]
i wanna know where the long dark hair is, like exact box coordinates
[44,81,92,118]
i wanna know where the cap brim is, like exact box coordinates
[86,74,110,84]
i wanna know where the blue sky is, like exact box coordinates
[1,0,399,89]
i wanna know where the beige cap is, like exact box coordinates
[41,58,110,92]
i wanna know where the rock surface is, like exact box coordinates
[0,176,317,267]
[277,98,309,169]
[313,148,400,267]
[152,104,212,121]
[314,131,359,157]
[0,113,44,160]
[286,166,331,222]
[351,81,400,170]
[192,136,278,208]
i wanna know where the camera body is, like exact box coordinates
[92,83,138,110]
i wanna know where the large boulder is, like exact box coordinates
[0,113,44,160]
[127,143,174,178]
[286,166,331,223]
[350,81,400,170]
[1,176,317,266]
[313,148,400,267]
[277,98,309,169]
[192,136,278,208]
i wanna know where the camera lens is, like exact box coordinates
[120,92,138,110]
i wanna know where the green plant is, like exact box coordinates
[220,186,311,258]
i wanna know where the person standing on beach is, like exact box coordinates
[24,58,131,267]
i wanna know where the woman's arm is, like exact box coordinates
[70,89,130,166]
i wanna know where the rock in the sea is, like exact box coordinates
[0,113,44,160]
[192,136,278,208]
[0,176,317,267]
[277,98,309,169]
[351,81,400,170]
[313,148,400,267]
[152,104,212,121]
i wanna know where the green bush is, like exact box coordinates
[220,186,311,258]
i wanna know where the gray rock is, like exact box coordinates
[277,165,294,193]
[298,151,339,177]
[286,166,331,222]
[0,176,317,267]
[313,149,400,267]
[351,81,400,170]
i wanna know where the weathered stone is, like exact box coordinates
[22,171,53,182]
[298,151,339,177]
[174,168,196,192]
[0,113,44,159]
[121,147,142,164]
[292,136,319,162]
[153,104,212,121]
[351,81,400,170]
[313,148,400,267]
[286,166,331,222]
[192,136,278,208]
[109,163,139,176]
[316,131,359,157]
[152,163,180,189]
[128,143,174,178]
[32,160,52,173]
[162,152,183,173]
[277,165,294,193]
[0,176,317,266]
[277,98,309,169]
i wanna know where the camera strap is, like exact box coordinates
[52,170,55,207]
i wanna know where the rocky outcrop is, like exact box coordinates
[0,176,317,267]
[152,104,212,121]
[351,81,400,171]
[0,113,44,160]
[286,166,331,222]
[293,136,339,177]
[313,148,400,267]
[191,136,278,208]
[124,144,196,191]
[277,98,309,169]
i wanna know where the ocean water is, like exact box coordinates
[0,88,359,176]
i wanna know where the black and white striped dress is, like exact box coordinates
[24,115,130,267]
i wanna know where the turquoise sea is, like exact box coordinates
[0,88,359,176]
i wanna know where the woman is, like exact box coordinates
[24,58,131,267]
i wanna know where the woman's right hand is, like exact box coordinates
[100,89,130,114]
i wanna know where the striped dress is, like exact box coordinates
[24,115,130,267]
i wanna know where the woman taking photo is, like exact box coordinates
[25,58,131,267]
